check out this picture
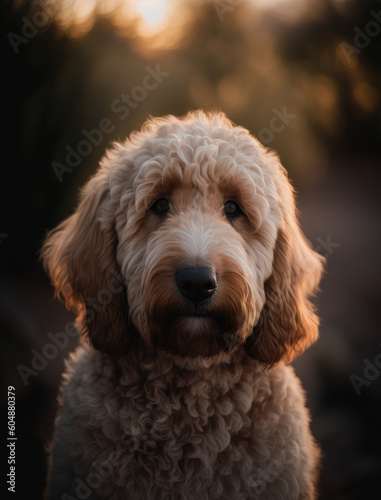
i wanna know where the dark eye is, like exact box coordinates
[151,197,170,215]
[224,201,241,218]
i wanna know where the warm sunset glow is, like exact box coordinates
[54,0,299,41]
[134,0,168,29]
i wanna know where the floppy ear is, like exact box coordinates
[42,170,137,355]
[245,161,325,366]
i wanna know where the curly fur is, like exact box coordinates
[42,111,325,499]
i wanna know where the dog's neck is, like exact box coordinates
[114,341,261,374]
[168,350,235,370]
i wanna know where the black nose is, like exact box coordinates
[176,268,217,302]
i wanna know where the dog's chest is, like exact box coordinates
[119,371,253,460]
[68,348,299,499]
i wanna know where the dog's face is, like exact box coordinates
[43,112,324,364]
[119,142,278,358]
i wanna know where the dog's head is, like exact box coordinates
[42,111,325,364]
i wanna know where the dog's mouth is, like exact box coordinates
[147,288,250,358]
[175,300,214,318]
[153,316,221,357]
[150,310,245,358]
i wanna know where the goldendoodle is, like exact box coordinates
[43,111,325,499]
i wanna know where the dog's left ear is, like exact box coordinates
[41,165,137,355]
[245,159,326,366]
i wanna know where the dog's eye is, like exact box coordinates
[224,201,241,217]
[151,198,170,215]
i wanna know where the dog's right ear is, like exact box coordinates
[41,169,137,355]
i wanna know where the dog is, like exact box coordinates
[42,111,325,499]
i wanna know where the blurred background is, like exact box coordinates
[1,0,381,498]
